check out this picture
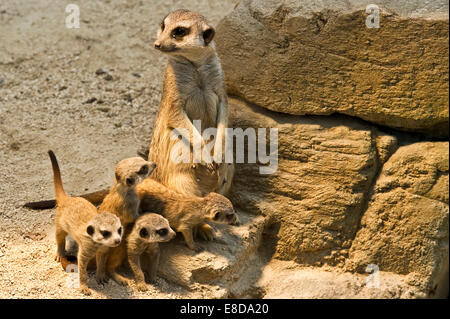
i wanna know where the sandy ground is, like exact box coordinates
[0,0,238,298]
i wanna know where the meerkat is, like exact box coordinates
[149,9,234,198]
[95,157,156,286]
[137,178,238,251]
[126,213,175,291]
[47,150,123,295]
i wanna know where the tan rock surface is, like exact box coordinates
[228,98,397,266]
[216,0,449,136]
[255,260,422,299]
[158,212,265,290]
[347,142,449,298]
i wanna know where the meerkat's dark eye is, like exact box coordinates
[140,228,149,238]
[138,165,149,175]
[172,27,189,38]
[101,230,111,238]
[118,227,122,235]
[86,225,95,236]
[156,228,168,236]
[126,177,135,186]
[213,212,221,220]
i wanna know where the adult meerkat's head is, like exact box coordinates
[86,212,123,247]
[204,192,239,225]
[154,9,216,61]
[135,213,176,243]
[114,157,156,188]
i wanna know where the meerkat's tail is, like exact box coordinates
[23,188,110,210]
[79,188,110,205]
[48,150,67,203]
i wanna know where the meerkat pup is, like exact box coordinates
[96,157,156,285]
[47,150,122,295]
[137,178,238,251]
[149,9,234,199]
[126,213,175,291]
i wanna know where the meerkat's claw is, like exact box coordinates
[96,274,109,285]
[111,274,131,286]
[55,249,66,262]
[204,162,216,174]
[80,286,92,296]
[117,279,130,286]
[200,230,215,241]
[197,224,215,241]
[136,283,148,292]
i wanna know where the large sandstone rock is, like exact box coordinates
[347,142,449,298]
[253,260,422,299]
[157,211,265,292]
[228,97,397,266]
[216,0,449,136]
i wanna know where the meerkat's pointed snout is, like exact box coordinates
[154,41,161,49]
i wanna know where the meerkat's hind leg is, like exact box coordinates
[55,228,67,262]
[180,227,203,252]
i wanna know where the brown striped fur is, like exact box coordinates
[137,178,238,251]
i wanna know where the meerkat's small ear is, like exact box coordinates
[203,26,215,46]
[115,172,121,182]
[86,225,95,236]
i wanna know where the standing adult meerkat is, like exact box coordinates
[149,9,234,198]
[137,178,239,251]
[96,157,155,285]
[126,213,175,291]
[48,150,122,295]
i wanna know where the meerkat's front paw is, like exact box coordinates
[96,272,108,285]
[136,282,148,292]
[79,286,92,296]
[118,279,131,286]
[197,224,215,241]
[55,252,65,262]
[112,274,131,286]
